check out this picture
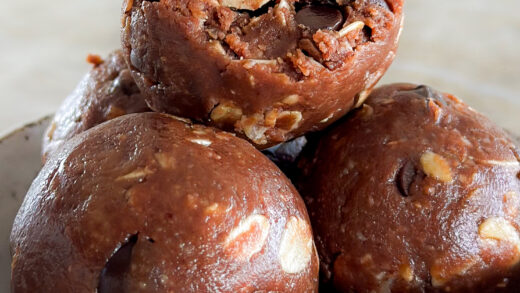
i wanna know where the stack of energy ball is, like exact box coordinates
[10,0,520,292]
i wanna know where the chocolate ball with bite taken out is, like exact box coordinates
[121,0,404,148]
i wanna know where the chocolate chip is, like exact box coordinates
[98,234,138,293]
[409,85,447,106]
[396,161,417,197]
[296,5,344,32]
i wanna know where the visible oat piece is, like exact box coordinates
[338,21,365,38]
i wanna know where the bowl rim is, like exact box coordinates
[0,115,53,144]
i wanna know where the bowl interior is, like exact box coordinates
[0,117,50,290]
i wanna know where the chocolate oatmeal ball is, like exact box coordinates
[42,50,149,162]
[297,84,520,292]
[11,113,319,292]
[121,0,404,148]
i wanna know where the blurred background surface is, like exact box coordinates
[0,0,519,135]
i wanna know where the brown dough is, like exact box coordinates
[12,113,319,292]
[42,50,149,162]
[297,84,520,292]
[121,0,404,148]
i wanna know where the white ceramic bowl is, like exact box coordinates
[0,117,51,290]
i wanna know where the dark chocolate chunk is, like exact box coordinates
[296,5,344,31]
[396,160,416,197]
[98,234,138,293]
[408,85,447,106]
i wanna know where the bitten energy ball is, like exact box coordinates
[121,0,404,147]
[42,50,149,162]
[297,84,520,292]
[11,113,319,292]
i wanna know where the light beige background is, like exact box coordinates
[1,0,519,135]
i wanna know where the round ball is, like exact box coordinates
[12,113,319,292]
[298,84,520,292]
[42,50,149,162]
[121,0,404,148]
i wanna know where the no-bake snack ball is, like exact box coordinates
[121,0,404,148]
[42,50,149,162]
[12,113,319,292]
[297,84,520,292]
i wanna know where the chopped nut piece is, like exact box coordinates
[204,203,221,214]
[420,151,453,183]
[154,153,176,169]
[275,111,302,131]
[224,214,270,261]
[399,263,414,282]
[479,217,520,252]
[265,109,280,127]
[239,115,268,145]
[354,90,370,108]
[430,257,478,288]
[338,21,365,38]
[221,0,270,11]
[282,94,300,105]
[210,103,243,125]
[279,216,313,274]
